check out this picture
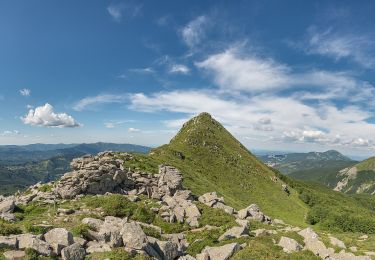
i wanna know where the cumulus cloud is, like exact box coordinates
[19,88,31,96]
[21,103,81,128]
[73,94,126,111]
[169,64,190,74]
[181,16,209,48]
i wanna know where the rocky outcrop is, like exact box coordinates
[55,152,135,199]
[198,192,235,215]
[0,197,16,222]
[61,243,86,260]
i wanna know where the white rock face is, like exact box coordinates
[329,235,346,249]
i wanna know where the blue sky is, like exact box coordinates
[1,0,375,157]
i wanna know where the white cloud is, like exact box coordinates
[181,16,209,48]
[196,46,375,103]
[128,67,155,74]
[107,2,142,22]
[19,88,31,96]
[128,89,375,150]
[169,64,190,74]
[26,104,34,109]
[22,103,81,128]
[73,94,126,111]
[104,123,115,129]
[128,127,141,133]
[298,27,375,68]
[1,130,20,136]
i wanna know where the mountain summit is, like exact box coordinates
[151,112,307,224]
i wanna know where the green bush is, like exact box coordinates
[38,184,53,193]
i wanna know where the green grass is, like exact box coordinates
[197,203,237,229]
[87,248,152,260]
[0,220,22,235]
[276,171,375,234]
[232,236,320,260]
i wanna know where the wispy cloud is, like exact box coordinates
[73,94,126,111]
[1,130,20,136]
[293,26,375,69]
[107,2,142,22]
[169,64,190,75]
[19,88,31,96]
[181,15,209,48]
[22,103,81,128]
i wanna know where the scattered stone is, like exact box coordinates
[85,241,111,254]
[82,218,104,232]
[44,228,74,255]
[329,235,346,249]
[58,208,75,215]
[0,198,16,221]
[61,243,86,260]
[0,236,17,249]
[3,250,26,260]
[198,192,235,215]
[278,236,302,253]
[152,240,180,260]
[202,243,241,260]
[218,226,249,241]
[73,237,87,247]
[273,219,285,225]
[121,222,149,250]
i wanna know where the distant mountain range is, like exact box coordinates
[0,142,151,195]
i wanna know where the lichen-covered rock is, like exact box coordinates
[218,226,249,241]
[121,222,149,250]
[3,250,26,260]
[0,236,17,249]
[201,243,241,260]
[278,236,303,253]
[61,243,86,260]
[44,228,74,255]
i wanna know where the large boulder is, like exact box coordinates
[0,198,16,221]
[3,250,26,260]
[20,236,52,256]
[152,240,180,260]
[81,218,104,232]
[98,216,126,247]
[218,226,249,241]
[61,243,86,260]
[202,243,241,260]
[121,222,149,250]
[278,236,303,253]
[0,236,17,249]
[44,228,74,255]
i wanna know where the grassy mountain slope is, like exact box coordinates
[334,157,375,194]
[144,113,309,226]
[259,150,355,175]
[288,161,356,187]
[124,112,375,233]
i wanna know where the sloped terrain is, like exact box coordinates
[333,157,375,194]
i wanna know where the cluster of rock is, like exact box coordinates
[79,216,189,260]
[236,204,271,224]
[297,228,371,260]
[198,192,235,215]
[0,228,85,260]
[15,182,58,205]
[0,196,16,221]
